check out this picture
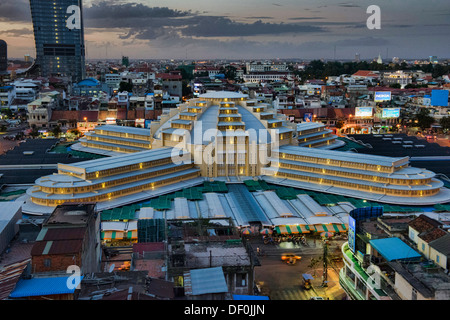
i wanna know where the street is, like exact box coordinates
[249,236,347,300]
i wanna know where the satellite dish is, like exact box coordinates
[109,264,115,273]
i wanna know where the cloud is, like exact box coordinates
[2,28,33,37]
[180,17,324,37]
[243,16,274,20]
[0,0,31,22]
[337,2,360,8]
[85,2,191,19]
[333,36,390,47]
[288,17,324,21]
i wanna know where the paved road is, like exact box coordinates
[249,237,347,300]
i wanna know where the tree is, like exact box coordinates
[52,125,62,138]
[335,120,344,130]
[439,116,450,132]
[30,125,39,138]
[222,65,237,81]
[307,257,322,277]
[389,83,401,89]
[69,128,81,136]
[415,108,435,131]
[119,81,133,92]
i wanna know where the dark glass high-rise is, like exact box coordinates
[29,0,86,82]
[0,40,7,73]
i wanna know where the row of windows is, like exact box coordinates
[171,123,192,130]
[277,152,394,173]
[40,164,193,195]
[279,163,432,186]
[180,115,198,121]
[88,136,151,149]
[275,171,439,197]
[82,141,137,154]
[219,109,238,114]
[85,157,173,180]
[32,171,200,206]
[298,128,325,136]
[96,130,152,142]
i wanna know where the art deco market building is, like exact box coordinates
[23,92,450,215]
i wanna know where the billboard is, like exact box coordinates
[348,206,383,254]
[348,215,356,254]
[304,113,313,122]
[374,91,392,102]
[431,90,449,107]
[355,107,373,118]
[381,108,400,118]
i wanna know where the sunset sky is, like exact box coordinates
[1,0,449,61]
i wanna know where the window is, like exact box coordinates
[436,255,440,263]
[412,288,417,300]
[422,243,425,251]
[236,273,247,287]
[44,258,51,267]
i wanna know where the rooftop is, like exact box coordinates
[369,237,422,262]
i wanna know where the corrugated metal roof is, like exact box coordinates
[369,237,421,262]
[9,275,84,298]
[39,227,86,241]
[31,239,83,256]
[0,259,30,300]
[188,267,228,296]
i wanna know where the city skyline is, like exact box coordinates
[0,0,449,61]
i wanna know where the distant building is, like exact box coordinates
[0,40,7,73]
[382,71,413,88]
[30,203,101,274]
[377,53,383,64]
[29,0,86,82]
[122,56,129,67]
[340,211,450,300]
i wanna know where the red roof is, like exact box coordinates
[79,110,99,122]
[41,227,86,241]
[31,239,83,256]
[353,70,379,78]
[50,110,79,122]
[133,242,165,254]
[156,73,182,80]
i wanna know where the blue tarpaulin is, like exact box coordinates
[9,275,84,298]
[369,237,421,262]
[233,295,270,300]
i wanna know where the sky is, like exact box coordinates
[0,0,449,61]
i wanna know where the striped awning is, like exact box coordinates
[275,225,311,234]
[101,230,138,240]
[312,224,348,233]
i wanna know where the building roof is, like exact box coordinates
[156,73,182,80]
[96,124,152,137]
[277,144,408,168]
[186,267,228,296]
[9,275,84,298]
[31,239,83,256]
[353,70,380,78]
[429,233,450,256]
[419,227,447,244]
[199,91,248,100]
[77,78,100,87]
[36,227,85,241]
[408,214,443,233]
[369,237,422,262]
[0,259,31,300]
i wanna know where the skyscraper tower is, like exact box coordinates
[0,40,7,73]
[29,0,86,82]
